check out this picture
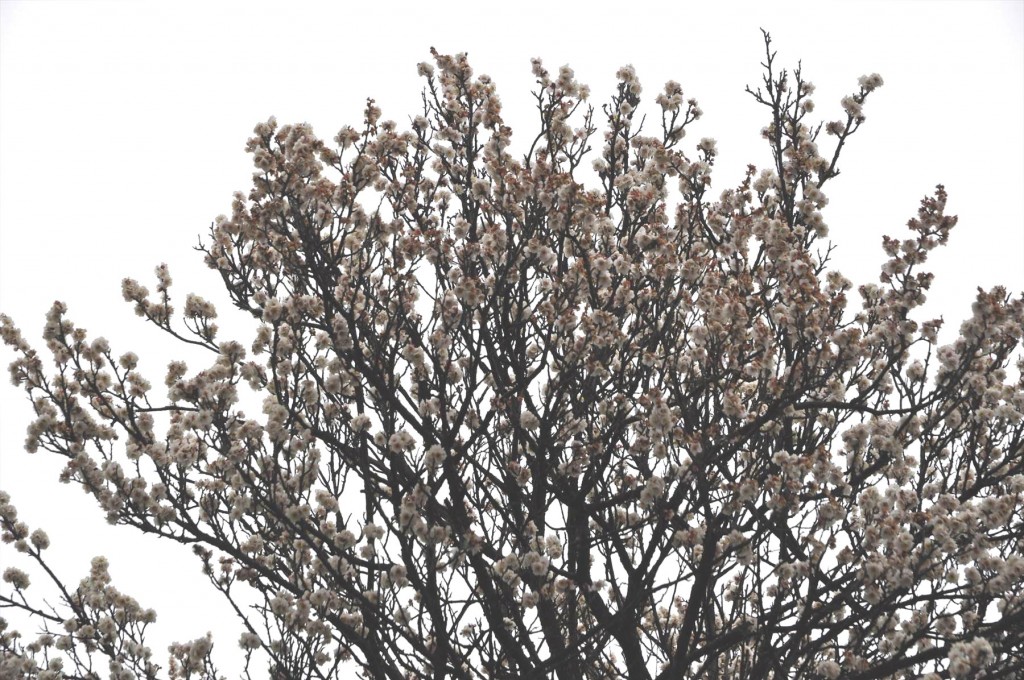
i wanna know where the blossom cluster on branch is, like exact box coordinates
[2,32,1022,679]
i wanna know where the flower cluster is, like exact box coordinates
[0,492,183,679]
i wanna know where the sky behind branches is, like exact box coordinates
[1,1,1021,676]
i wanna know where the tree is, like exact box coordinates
[1,33,1022,679]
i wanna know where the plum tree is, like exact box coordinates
[2,33,1022,680]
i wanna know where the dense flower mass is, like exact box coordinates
[2,33,1023,679]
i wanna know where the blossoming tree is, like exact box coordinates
[2,34,1022,679]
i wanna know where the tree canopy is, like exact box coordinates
[2,34,1023,679]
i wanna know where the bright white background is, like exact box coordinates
[1,1,1021,677]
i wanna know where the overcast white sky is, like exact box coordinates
[1,1,1021,677]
